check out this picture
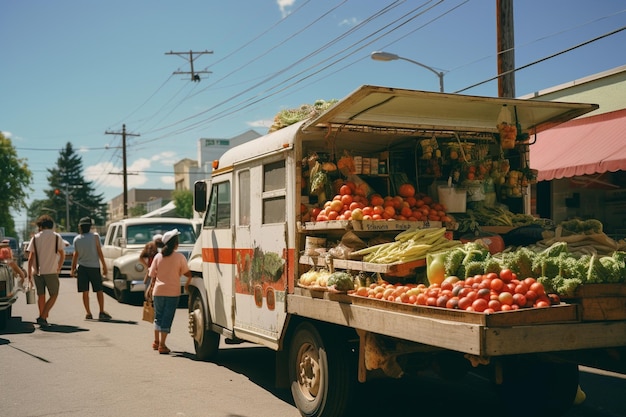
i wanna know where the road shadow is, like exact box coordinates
[85,318,139,325]
[0,315,36,335]
[38,323,89,333]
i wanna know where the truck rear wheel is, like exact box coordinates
[494,356,579,417]
[289,322,353,417]
[189,293,220,361]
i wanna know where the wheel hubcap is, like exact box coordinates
[297,343,320,399]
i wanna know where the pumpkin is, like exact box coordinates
[398,183,416,198]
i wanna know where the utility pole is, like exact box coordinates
[496,0,516,98]
[105,124,140,218]
[165,50,213,81]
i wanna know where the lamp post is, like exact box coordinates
[370,51,445,93]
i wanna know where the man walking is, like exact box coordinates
[27,215,65,327]
[71,217,111,321]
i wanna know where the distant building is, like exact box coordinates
[107,188,173,223]
[175,129,262,192]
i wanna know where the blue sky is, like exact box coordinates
[2,0,625,232]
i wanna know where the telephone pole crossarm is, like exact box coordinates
[166,50,213,81]
[105,124,140,218]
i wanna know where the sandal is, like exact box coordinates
[158,345,171,355]
[152,341,159,350]
[85,313,93,320]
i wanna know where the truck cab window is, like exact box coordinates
[262,160,286,224]
[205,182,231,228]
[239,170,250,226]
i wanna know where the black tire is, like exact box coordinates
[113,270,130,304]
[288,322,354,417]
[494,356,579,417]
[189,292,220,361]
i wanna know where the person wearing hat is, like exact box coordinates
[147,228,191,354]
[0,239,27,288]
[70,217,111,321]
[139,233,164,300]
[27,214,65,327]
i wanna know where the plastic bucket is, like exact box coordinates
[438,186,467,213]
[26,288,36,304]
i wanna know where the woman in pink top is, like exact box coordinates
[148,229,191,354]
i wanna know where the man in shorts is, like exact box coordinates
[71,217,111,321]
[27,215,65,327]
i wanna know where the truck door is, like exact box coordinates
[233,159,289,348]
[202,179,235,330]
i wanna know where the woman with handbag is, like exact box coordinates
[148,229,191,354]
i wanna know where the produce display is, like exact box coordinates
[349,227,460,264]
[351,272,559,313]
[454,203,547,232]
[304,178,454,223]
[440,240,626,297]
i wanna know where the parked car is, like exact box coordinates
[101,218,196,303]
[59,232,78,273]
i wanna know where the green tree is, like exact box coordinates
[45,142,107,231]
[130,204,147,217]
[173,189,193,219]
[0,133,33,237]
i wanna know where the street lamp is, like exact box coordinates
[370,51,445,93]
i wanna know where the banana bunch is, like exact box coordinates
[351,227,461,264]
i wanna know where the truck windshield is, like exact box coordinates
[126,224,196,245]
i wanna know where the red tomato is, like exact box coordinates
[488,299,502,312]
[535,300,550,308]
[490,278,504,292]
[472,298,489,312]
[499,268,514,283]
[339,184,352,195]
[458,297,472,310]
[498,291,514,306]
[512,293,527,307]
[530,282,546,296]
[515,283,529,294]
[523,277,536,287]
[446,297,460,309]
[340,194,353,206]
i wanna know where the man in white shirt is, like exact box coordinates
[27,215,65,327]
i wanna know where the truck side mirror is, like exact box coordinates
[194,181,207,213]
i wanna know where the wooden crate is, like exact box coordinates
[563,284,626,321]
[293,288,579,327]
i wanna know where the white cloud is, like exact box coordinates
[339,17,359,27]
[160,176,175,185]
[1,131,12,138]
[277,0,295,18]
[248,118,273,129]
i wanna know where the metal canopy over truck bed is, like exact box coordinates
[302,85,599,134]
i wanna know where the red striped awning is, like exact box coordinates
[530,108,626,181]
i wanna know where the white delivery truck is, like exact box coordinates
[187,86,626,417]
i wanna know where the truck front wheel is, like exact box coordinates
[289,322,353,417]
[189,292,219,361]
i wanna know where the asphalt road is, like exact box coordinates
[1,276,625,417]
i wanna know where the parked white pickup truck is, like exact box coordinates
[101,217,197,303]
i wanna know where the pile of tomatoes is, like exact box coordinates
[305,181,453,223]
[352,268,560,313]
